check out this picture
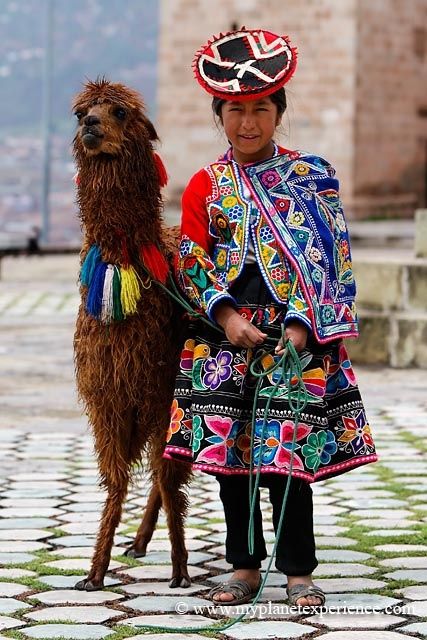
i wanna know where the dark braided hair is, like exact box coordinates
[212,87,287,119]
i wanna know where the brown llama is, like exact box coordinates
[72,78,192,591]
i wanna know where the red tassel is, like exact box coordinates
[140,244,169,284]
[154,152,168,188]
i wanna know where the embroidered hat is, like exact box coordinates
[193,27,297,101]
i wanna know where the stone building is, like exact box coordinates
[156,0,427,218]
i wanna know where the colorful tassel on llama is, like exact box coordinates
[80,245,147,323]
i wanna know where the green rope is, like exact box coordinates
[151,270,223,333]
[135,275,309,634]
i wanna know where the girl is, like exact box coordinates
[164,28,377,608]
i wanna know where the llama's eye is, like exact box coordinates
[74,111,84,120]
[114,108,127,120]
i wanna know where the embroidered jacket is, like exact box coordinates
[176,146,358,343]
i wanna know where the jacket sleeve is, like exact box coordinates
[284,266,313,332]
[176,170,236,322]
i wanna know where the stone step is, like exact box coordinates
[347,309,427,368]
[349,219,414,249]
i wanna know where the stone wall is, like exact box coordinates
[353,0,427,215]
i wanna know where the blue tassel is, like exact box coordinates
[86,262,108,319]
[80,245,101,286]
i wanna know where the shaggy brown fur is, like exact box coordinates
[72,78,191,591]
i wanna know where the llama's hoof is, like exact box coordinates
[124,546,146,559]
[169,575,191,588]
[75,578,103,591]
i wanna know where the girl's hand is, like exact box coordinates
[275,321,308,355]
[214,304,267,348]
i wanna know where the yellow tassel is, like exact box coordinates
[120,266,141,316]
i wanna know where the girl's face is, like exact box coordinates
[220,96,281,164]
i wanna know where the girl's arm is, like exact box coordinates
[175,170,237,322]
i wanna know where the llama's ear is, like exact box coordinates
[143,116,159,142]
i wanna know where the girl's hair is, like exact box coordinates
[212,87,287,119]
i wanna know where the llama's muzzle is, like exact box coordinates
[82,129,104,149]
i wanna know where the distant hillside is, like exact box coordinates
[0,0,159,131]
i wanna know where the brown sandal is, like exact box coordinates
[286,583,326,606]
[208,578,261,606]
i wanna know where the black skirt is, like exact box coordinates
[164,265,377,482]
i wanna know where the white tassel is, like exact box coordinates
[101,264,115,324]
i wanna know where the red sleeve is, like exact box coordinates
[180,169,213,254]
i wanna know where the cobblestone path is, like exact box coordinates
[0,256,426,639]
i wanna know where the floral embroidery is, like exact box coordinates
[227,266,239,281]
[312,269,323,283]
[196,416,242,467]
[339,239,349,259]
[270,267,287,281]
[191,415,204,453]
[289,211,305,226]
[180,339,195,375]
[295,229,310,243]
[309,247,322,262]
[293,299,306,311]
[180,240,191,256]
[274,198,291,214]
[276,282,290,298]
[321,305,335,324]
[216,248,227,267]
[232,351,250,390]
[259,225,274,242]
[293,365,326,399]
[230,251,239,265]
[275,420,312,469]
[326,342,357,393]
[222,196,238,208]
[228,204,244,220]
[261,169,281,188]
[338,412,373,454]
[294,163,310,176]
[167,399,184,443]
[237,419,311,469]
[336,212,347,232]
[203,350,233,390]
[302,431,337,472]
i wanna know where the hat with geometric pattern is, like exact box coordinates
[193,27,297,101]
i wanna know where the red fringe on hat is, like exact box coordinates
[140,244,170,284]
[154,152,168,188]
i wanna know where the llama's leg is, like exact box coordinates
[75,476,128,590]
[75,408,134,591]
[125,481,162,558]
[158,458,193,588]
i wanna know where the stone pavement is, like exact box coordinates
[0,255,426,640]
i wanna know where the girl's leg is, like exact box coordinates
[267,475,322,605]
[213,473,265,602]
[217,473,267,568]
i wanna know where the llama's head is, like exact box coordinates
[72,78,158,158]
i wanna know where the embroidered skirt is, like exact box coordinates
[164,265,377,482]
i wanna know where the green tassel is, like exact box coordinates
[112,266,123,321]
